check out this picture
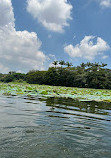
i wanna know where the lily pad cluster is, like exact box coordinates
[0,82,111,102]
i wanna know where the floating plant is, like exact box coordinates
[0,82,111,103]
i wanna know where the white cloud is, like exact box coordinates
[0,0,15,29]
[0,0,47,73]
[49,54,56,60]
[64,36,110,60]
[102,55,108,59]
[0,64,9,73]
[98,0,111,7]
[27,0,73,33]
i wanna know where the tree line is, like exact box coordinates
[0,61,111,89]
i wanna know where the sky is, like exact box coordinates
[0,0,111,73]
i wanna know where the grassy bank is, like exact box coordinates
[0,82,111,102]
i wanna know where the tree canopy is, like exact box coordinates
[0,62,111,89]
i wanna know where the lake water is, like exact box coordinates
[0,95,111,158]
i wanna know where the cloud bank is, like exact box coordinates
[0,0,47,73]
[64,36,110,60]
[27,0,73,33]
[98,0,111,7]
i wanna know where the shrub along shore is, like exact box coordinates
[0,62,111,89]
[0,82,111,103]
[0,62,111,102]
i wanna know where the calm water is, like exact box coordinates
[0,95,111,158]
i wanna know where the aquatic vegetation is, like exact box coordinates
[0,82,111,102]
[40,90,48,95]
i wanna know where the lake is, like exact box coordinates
[0,95,111,158]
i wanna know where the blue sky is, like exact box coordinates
[0,0,111,73]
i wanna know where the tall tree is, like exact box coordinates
[59,60,66,68]
[52,61,58,68]
[66,62,73,68]
[80,62,86,68]
[101,63,107,68]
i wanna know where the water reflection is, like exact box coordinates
[0,95,111,158]
[44,97,111,115]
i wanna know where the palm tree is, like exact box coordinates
[101,63,107,68]
[59,60,66,68]
[86,62,92,68]
[66,62,73,68]
[52,61,58,68]
[80,62,86,69]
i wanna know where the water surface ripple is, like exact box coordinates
[0,95,111,158]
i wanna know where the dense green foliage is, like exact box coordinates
[0,62,111,89]
[0,72,26,83]
[26,70,46,84]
